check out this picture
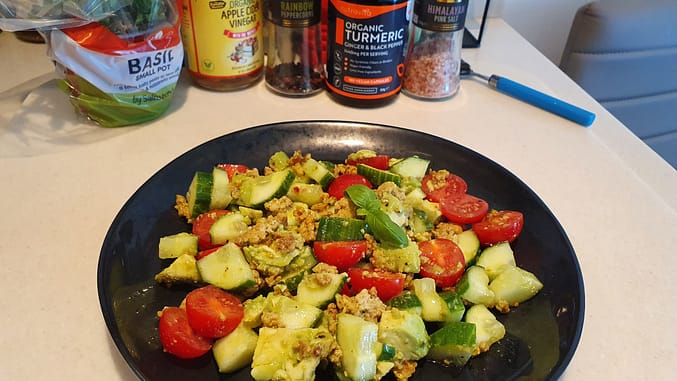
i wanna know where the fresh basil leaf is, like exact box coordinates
[345,184,378,210]
[367,210,409,248]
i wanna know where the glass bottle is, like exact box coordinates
[403,0,468,100]
[181,0,264,91]
[265,0,325,96]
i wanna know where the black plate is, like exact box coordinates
[98,121,584,381]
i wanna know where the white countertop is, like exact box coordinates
[1,20,675,380]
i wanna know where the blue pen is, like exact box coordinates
[461,60,595,127]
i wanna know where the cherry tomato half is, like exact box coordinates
[472,210,524,246]
[346,267,405,302]
[440,193,489,224]
[313,241,367,271]
[192,210,229,250]
[421,172,468,202]
[327,174,372,199]
[216,164,249,180]
[347,155,390,170]
[158,306,213,359]
[195,247,220,260]
[185,285,244,339]
[418,239,466,288]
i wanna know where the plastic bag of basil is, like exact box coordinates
[0,0,183,127]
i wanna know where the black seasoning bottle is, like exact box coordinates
[325,0,410,107]
[403,0,468,100]
[265,0,325,96]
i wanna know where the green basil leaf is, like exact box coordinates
[367,210,409,248]
[345,184,378,210]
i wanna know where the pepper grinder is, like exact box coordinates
[265,0,325,96]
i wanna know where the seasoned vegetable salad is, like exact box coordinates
[154,150,543,380]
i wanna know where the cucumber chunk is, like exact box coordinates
[186,171,213,217]
[209,212,249,245]
[295,272,347,308]
[277,246,318,292]
[476,242,515,280]
[212,323,258,373]
[377,309,430,360]
[387,291,423,315]
[428,322,476,366]
[210,166,233,209]
[464,304,505,354]
[237,169,295,209]
[286,183,325,206]
[315,217,367,241]
[357,163,402,187]
[158,232,198,259]
[337,313,379,381]
[388,156,430,179]
[196,243,256,292]
[456,266,495,307]
[302,158,335,188]
[489,265,543,311]
[455,229,481,266]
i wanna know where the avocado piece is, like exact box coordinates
[242,294,266,329]
[377,309,430,360]
[243,244,303,277]
[251,327,334,381]
[262,293,323,329]
[212,323,258,373]
[154,254,201,286]
[371,240,421,273]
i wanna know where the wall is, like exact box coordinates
[469,0,597,65]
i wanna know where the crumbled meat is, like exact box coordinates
[332,163,357,176]
[312,262,339,274]
[375,182,406,201]
[233,216,281,246]
[335,288,387,323]
[174,194,192,222]
[422,169,451,192]
[287,150,309,177]
[393,360,418,381]
[432,222,463,240]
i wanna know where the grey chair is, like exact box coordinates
[559,0,677,168]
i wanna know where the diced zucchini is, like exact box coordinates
[263,294,323,329]
[377,309,430,360]
[357,163,402,187]
[295,272,348,308]
[455,229,481,266]
[464,304,505,355]
[186,171,213,217]
[301,158,336,188]
[315,217,367,241]
[370,240,421,273]
[210,166,233,209]
[456,266,495,307]
[412,278,463,322]
[154,254,201,286]
[251,327,333,381]
[387,291,422,315]
[476,242,515,280]
[212,323,258,373]
[158,232,198,259]
[236,169,296,209]
[377,343,397,361]
[196,243,257,291]
[286,183,325,206]
[388,156,430,179]
[489,265,543,311]
[427,322,477,366]
[337,313,379,381]
[209,212,249,245]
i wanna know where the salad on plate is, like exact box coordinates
[152,149,543,381]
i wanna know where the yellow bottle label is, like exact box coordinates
[182,0,264,78]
